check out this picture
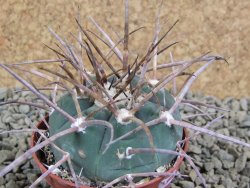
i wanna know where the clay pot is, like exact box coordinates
[31,118,189,188]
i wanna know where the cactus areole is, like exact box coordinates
[49,76,183,182]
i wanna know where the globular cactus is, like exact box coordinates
[49,75,183,182]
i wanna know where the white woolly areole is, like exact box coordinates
[116,108,132,125]
[160,111,174,127]
[94,82,132,107]
[71,117,86,133]
[116,147,134,160]
[148,79,159,86]
[125,147,134,159]
[73,88,89,99]
[126,174,133,181]
[86,71,95,77]
[116,90,132,105]
[116,149,125,160]
[49,107,55,116]
[137,96,144,103]
[156,165,166,173]
[94,100,105,108]
[104,82,116,96]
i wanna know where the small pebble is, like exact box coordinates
[21,91,32,98]
[10,122,24,129]
[235,153,247,172]
[222,161,234,169]
[170,184,181,188]
[240,120,250,128]
[2,114,14,123]
[216,128,230,136]
[12,113,26,120]
[0,150,15,164]
[189,170,197,182]
[179,181,195,188]
[5,180,19,188]
[204,162,214,171]
[213,185,225,188]
[241,176,250,183]
[0,177,5,186]
[217,150,235,161]
[16,180,26,187]
[5,173,16,181]
[15,173,26,180]
[237,111,247,122]
[197,135,216,148]
[231,100,240,111]
[221,177,237,188]
[211,157,222,170]
[240,98,248,111]
[27,173,38,183]
[24,117,31,126]
[0,88,7,100]
[189,145,202,154]
[0,121,8,130]
[19,104,30,114]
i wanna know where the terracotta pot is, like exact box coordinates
[31,118,189,188]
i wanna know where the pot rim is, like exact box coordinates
[31,117,189,188]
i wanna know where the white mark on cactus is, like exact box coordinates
[104,82,116,95]
[48,165,62,175]
[71,117,86,133]
[137,96,144,103]
[94,81,132,107]
[74,88,88,99]
[116,147,134,160]
[163,88,166,107]
[79,167,83,177]
[126,174,133,182]
[49,107,55,116]
[116,108,132,125]
[78,149,86,158]
[116,149,125,160]
[44,164,62,175]
[86,71,95,77]
[136,177,151,184]
[148,79,159,86]
[125,147,134,159]
[156,165,166,173]
[94,100,105,108]
[160,111,174,127]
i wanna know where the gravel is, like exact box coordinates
[172,92,250,188]
[0,89,250,188]
[0,89,48,188]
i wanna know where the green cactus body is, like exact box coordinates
[49,76,183,182]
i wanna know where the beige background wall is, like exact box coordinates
[0,0,249,99]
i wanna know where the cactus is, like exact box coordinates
[49,75,183,182]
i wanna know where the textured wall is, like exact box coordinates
[0,0,249,98]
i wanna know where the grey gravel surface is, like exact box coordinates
[0,88,250,188]
[0,88,48,188]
